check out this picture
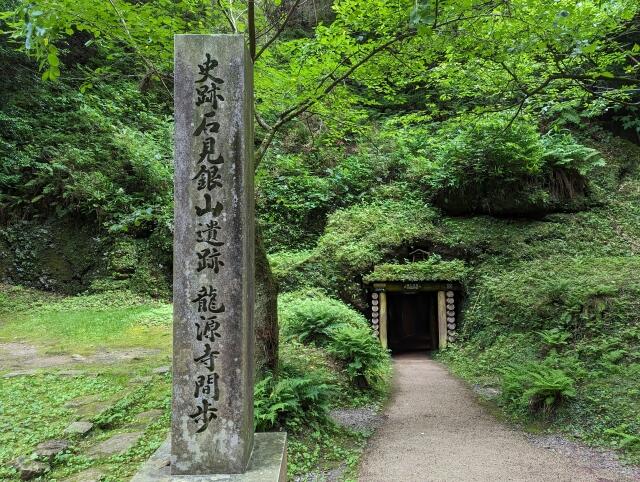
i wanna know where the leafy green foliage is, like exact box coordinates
[541,132,605,175]
[279,290,391,387]
[256,141,406,250]
[463,256,640,335]
[405,114,604,215]
[254,372,332,431]
[280,290,368,345]
[0,64,173,234]
[501,363,577,416]
[538,329,572,355]
[0,41,172,294]
[326,323,389,386]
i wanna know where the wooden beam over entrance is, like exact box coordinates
[379,292,388,349]
[437,291,447,349]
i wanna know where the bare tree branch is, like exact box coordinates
[215,0,237,32]
[255,0,302,61]
[107,0,172,98]
[255,31,416,164]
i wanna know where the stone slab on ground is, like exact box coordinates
[88,432,143,457]
[10,457,50,480]
[131,432,287,482]
[64,421,93,436]
[75,401,113,419]
[3,370,38,378]
[64,394,102,409]
[133,409,164,428]
[60,467,105,482]
[35,439,70,461]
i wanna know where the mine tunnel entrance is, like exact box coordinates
[387,291,439,352]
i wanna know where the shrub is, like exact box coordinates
[279,290,368,345]
[327,323,389,387]
[501,363,576,415]
[405,114,602,215]
[541,132,605,176]
[279,291,391,388]
[422,113,545,190]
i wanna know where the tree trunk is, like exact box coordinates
[254,225,279,374]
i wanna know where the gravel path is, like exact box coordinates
[359,354,639,482]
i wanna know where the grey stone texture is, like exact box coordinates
[35,439,70,461]
[10,457,49,480]
[61,468,105,482]
[173,34,255,475]
[88,431,143,457]
[132,433,287,482]
[63,421,93,436]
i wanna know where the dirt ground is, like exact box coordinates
[358,354,640,482]
[0,342,160,375]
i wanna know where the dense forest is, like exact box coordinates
[1,0,640,480]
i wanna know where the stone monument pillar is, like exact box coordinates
[133,34,286,482]
[172,34,255,475]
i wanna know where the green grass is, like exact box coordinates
[0,285,388,481]
[0,285,172,353]
[0,369,173,481]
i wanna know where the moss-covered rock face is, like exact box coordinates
[89,237,171,299]
[0,218,102,294]
[0,219,172,297]
[363,257,468,284]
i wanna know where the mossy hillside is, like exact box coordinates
[0,41,173,296]
[268,130,640,460]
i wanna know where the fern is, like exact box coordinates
[537,328,571,355]
[501,362,576,415]
[254,372,333,432]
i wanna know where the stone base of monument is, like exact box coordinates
[131,433,287,482]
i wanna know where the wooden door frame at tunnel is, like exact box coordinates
[371,282,460,351]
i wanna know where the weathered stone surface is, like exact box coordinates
[2,370,38,378]
[88,431,143,457]
[10,457,49,480]
[61,467,105,482]
[133,409,164,428]
[35,439,70,461]
[56,369,85,377]
[172,34,255,475]
[75,401,112,419]
[63,421,93,436]
[132,375,154,384]
[132,433,287,482]
[65,395,101,409]
[153,365,171,375]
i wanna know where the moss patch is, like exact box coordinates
[364,256,468,284]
